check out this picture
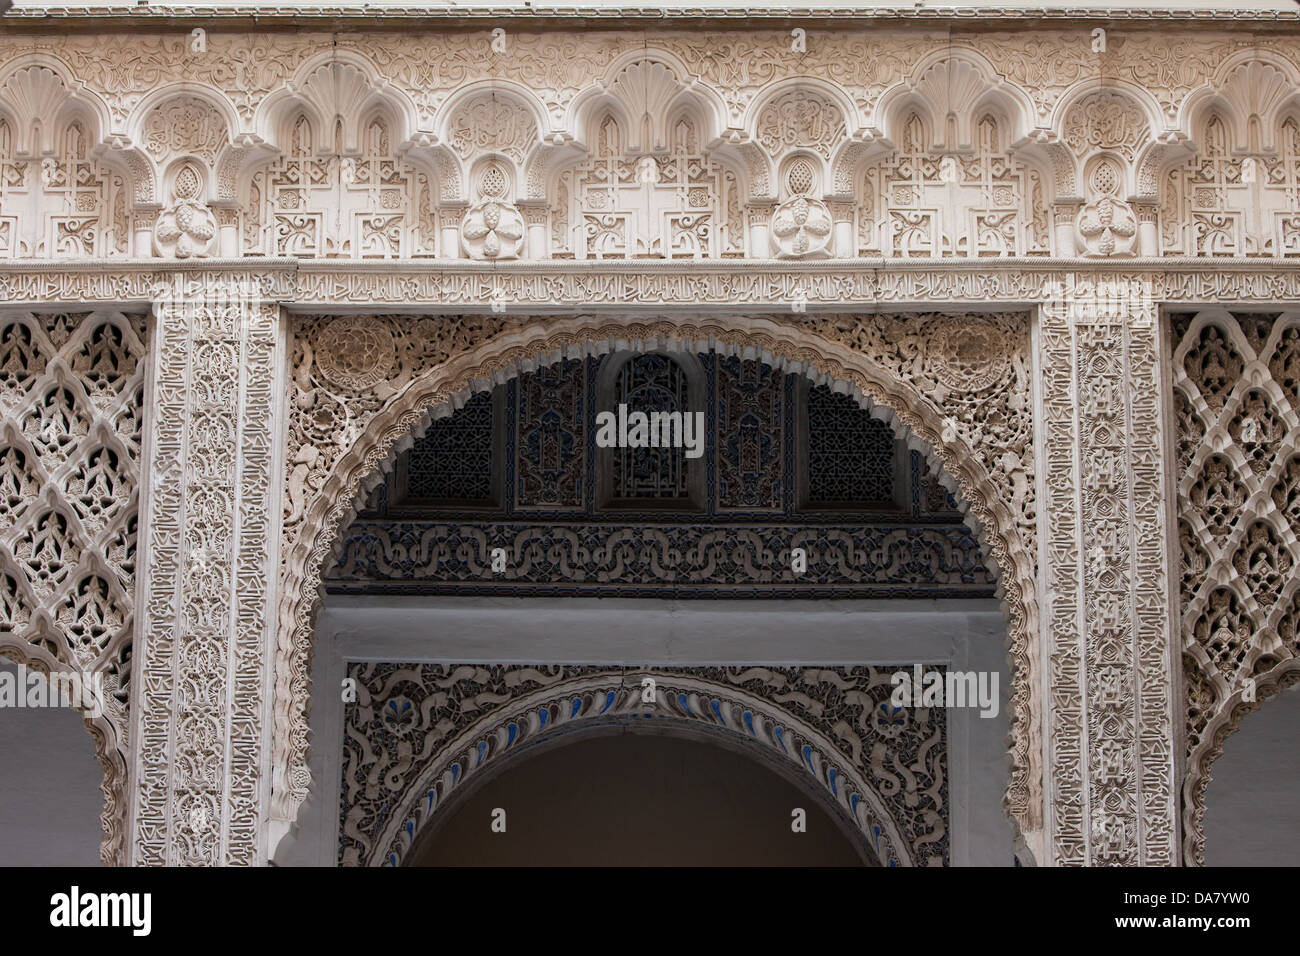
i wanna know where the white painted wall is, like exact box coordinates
[0,660,104,866]
[276,595,1018,866]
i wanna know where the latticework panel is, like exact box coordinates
[0,310,145,861]
[1171,309,1300,861]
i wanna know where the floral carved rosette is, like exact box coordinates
[771,195,832,258]
[930,319,1013,394]
[461,200,525,260]
[154,164,216,258]
[314,316,397,392]
[1077,196,1138,257]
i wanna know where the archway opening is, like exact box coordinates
[276,316,1033,866]
[408,730,869,866]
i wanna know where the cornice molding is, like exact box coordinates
[4,5,1300,25]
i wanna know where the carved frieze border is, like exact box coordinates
[3,260,1300,308]
[1037,286,1180,866]
[129,277,284,865]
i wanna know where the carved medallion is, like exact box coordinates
[315,316,396,391]
[931,319,1011,392]
[154,164,216,259]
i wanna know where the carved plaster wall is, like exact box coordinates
[1037,283,1179,866]
[129,279,283,866]
[277,311,1039,859]
[0,12,1292,866]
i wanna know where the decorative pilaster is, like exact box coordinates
[129,275,285,865]
[1037,277,1180,865]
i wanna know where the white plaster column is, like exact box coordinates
[1052,203,1080,256]
[129,274,286,865]
[439,204,466,258]
[1035,277,1180,865]
[134,209,159,257]
[520,204,549,259]
[829,201,855,258]
[1135,203,1160,256]
[215,207,240,257]
[748,203,774,257]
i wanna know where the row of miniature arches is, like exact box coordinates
[5,47,1300,205]
[3,93,1044,206]
[13,104,1297,263]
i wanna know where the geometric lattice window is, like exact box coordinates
[327,347,992,598]
[399,390,496,505]
[715,355,783,511]
[606,352,696,505]
[1170,310,1300,770]
[516,358,587,510]
[804,384,897,508]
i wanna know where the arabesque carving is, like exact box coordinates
[0,11,1295,867]
[1,27,1299,263]
[340,664,948,867]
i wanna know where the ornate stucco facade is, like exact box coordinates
[0,3,1298,866]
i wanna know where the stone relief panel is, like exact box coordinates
[130,283,280,866]
[155,162,217,259]
[331,522,989,597]
[244,112,438,258]
[135,94,234,258]
[0,112,132,258]
[858,111,1049,258]
[0,29,1253,144]
[1170,309,1300,865]
[1059,90,1150,258]
[1038,286,1179,866]
[283,313,519,538]
[1162,110,1300,257]
[338,663,948,867]
[141,96,229,169]
[552,110,741,259]
[756,87,847,162]
[460,160,525,261]
[0,309,146,865]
